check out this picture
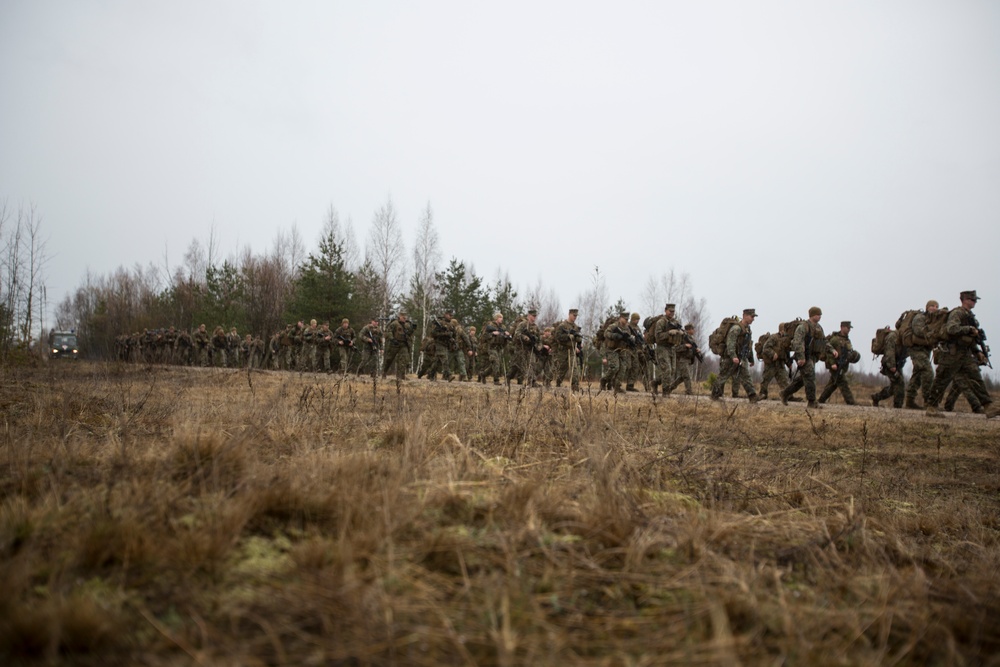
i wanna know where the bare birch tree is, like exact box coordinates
[412,202,441,340]
[366,195,406,316]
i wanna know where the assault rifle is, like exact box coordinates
[335,332,354,347]
[970,313,992,368]
[363,330,381,350]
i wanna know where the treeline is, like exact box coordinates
[52,199,709,362]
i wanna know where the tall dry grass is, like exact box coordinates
[1,362,998,665]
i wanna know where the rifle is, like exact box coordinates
[335,332,354,347]
[970,313,992,368]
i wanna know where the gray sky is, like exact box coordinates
[2,1,999,375]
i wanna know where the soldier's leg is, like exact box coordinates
[711,358,736,399]
[839,377,856,405]
[737,364,757,399]
[943,382,960,412]
[818,377,837,403]
[926,351,961,408]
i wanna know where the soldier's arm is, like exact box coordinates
[945,309,976,338]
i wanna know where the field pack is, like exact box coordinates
[708,315,740,355]
[871,327,891,356]
[778,318,805,338]
[896,307,950,347]
[754,333,769,360]
[592,315,618,349]
[643,314,663,345]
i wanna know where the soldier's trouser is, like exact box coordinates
[382,343,410,379]
[666,357,694,394]
[712,358,755,398]
[782,360,817,403]
[213,348,227,367]
[552,348,580,388]
[944,375,990,411]
[927,348,990,410]
[508,347,539,385]
[602,348,626,389]
[336,345,352,373]
[434,345,451,380]
[873,364,905,408]
[655,346,677,388]
[819,372,855,404]
[906,348,934,403]
[317,347,332,372]
[449,349,467,379]
[759,362,789,397]
[487,348,506,381]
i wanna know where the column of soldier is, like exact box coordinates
[111,289,996,419]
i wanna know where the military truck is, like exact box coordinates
[48,330,79,360]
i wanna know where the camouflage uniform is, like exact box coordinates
[781,313,825,407]
[427,316,453,381]
[509,314,544,386]
[334,322,356,373]
[302,322,319,371]
[818,326,857,405]
[665,327,703,395]
[652,311,683,393]
[382,315,414,379]
[601,317,632,393]
[872,329,907,408]
[711,315,757,400]
[537,328,554,387]
[175,329,193,366]
[211,326,228,367]
[448,319,471,381]
[551,313,583,390]
[905,309,935,408]
[625,315,646,391]
[316,324,333,372]
[357,322,382,378]
[227,328,241,367]
[417,336,440,380]
[482,317,510,384]
[926,296,995,414]
[465,328,478,381]
[758,332,790,399]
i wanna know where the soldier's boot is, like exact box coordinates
[904,397,922,410]
[926,405,944,418]
[494,378,501,386]
[649,379,660,395]
[870,393,880,407]
[807,401,822,409]
[984,403,1000,419]
[626,384,638,392]
[944,398,956,412]
[748,393,760,404]
[759,390,768,401]
[972,405,985,414]
[613,384,623,394]
[780,389,789,406]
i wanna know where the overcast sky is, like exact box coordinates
[2,1,998,375]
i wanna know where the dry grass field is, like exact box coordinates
[1,363,999,666]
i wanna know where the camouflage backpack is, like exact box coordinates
[871,327,891,356]
[923,307,950,345]
[895,310,920,348]
[643,314,663,345]
[897,307,950,347]
[754,332,769,360]
[708,315,740,356]
[778,318,805,338]
[592,315,618,350]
